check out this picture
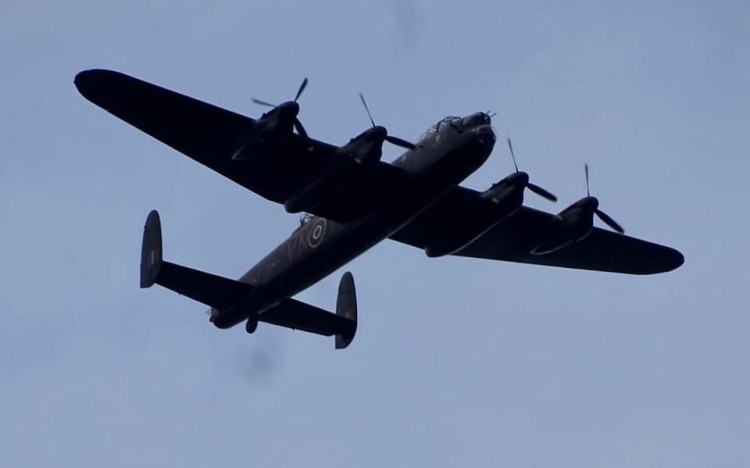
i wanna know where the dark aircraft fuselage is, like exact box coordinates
[211,113,496,328]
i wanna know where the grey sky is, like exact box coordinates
[1,1,748,466]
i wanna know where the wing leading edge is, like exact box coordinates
[390,187,684,275]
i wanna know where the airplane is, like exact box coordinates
[74,69,684,349]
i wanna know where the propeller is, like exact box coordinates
[252,77,308,107]
[252,78,309,139]
[585,163,625,234]
[294,77,308,102]
[358,93,415,150]
[506,138,557,202]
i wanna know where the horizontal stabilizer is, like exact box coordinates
[140,210,252,309]
[259,299,356,342]
[259,272,358,349]
[156,262,252,309]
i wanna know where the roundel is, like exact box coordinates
[307,218,327,248]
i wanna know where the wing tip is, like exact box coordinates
[657,246,685,274]
[74,69,126,101]
[633,245,684,275]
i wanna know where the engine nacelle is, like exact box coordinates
[531,198,597,255]
[482,177,526,215]
[341,126,387,166]
[284,127,387,213]
[231,102,300,160]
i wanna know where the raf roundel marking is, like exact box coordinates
[307,218,327,248]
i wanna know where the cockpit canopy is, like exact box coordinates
[417,112,491,142]
[298,212,314,227]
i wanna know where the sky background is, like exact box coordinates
[1,0,749,466]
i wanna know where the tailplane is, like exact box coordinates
[257,272,358,349]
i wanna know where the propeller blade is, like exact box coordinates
[358,93,376,128]
[385,135,416,150]
[294,77,308,102]
[252,98,276,107]
[294,119,308,140]
[527,183,558,202]
[595,209,624,234]
[507,138,519,172]
[585,163,590,197]
[357,93,414,149]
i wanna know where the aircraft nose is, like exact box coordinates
[474,124,496,146]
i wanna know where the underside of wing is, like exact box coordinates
[391,188,684,275]
[259,298,356,337]
[75,69,404,222]
[454,207,684,274]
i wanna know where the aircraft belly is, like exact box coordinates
[240,177,463,314]
[225,133,494,324]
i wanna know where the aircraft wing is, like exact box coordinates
[74,69,404,222]
[390,187,684,275]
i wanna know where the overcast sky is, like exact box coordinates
[1,1,749,466]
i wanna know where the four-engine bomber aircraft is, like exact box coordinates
[75,69,684,349]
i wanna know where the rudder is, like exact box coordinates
[140,210,163,288]
[335,272,358,349]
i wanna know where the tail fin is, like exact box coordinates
[139,210,252,309]
[335,272,357,349]
[141,210,163,288]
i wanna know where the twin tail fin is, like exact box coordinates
[140,210,357,349]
